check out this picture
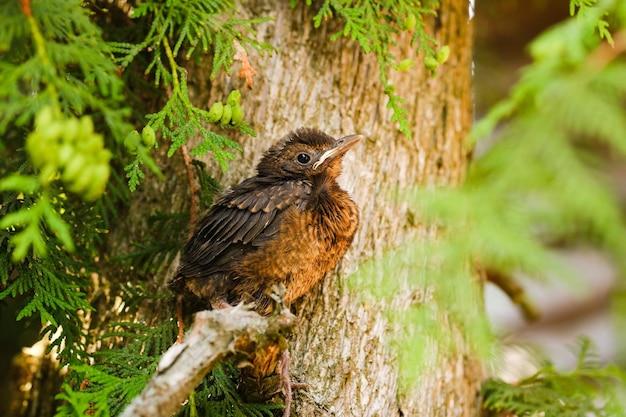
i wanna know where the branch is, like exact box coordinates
[119,306,297,417]
[484,268,540,322]
[180,143,199,238]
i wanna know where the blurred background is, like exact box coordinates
[474,0,622,375]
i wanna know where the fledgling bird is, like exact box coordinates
[170,128,361,313]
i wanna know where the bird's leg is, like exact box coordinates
[210,298,233,310]
[278,349,307,417]
[175,294,185,344]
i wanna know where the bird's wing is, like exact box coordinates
[181,177,311,269]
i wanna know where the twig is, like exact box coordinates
[588,29,626,69]
[161,34,198,237]
[180,143,199,237]
[485,268,539,322]
[119,306,297,417]
[162,36,181,93]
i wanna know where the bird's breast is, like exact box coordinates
[236,187,358,305]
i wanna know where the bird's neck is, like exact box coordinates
[311,173,340,194]
[307,174,354,216]
[308,174,358,243]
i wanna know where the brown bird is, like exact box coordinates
[170,127,361,313]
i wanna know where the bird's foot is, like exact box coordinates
[278,349,307,417]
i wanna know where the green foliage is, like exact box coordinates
[56,319,178,416]
[0,183,71,260]
[297,0,442,138]
[0,225,95,367]
[143,72,247,170]
[0,0,131,260]
[352,0,626,394]
[570,0,615,42]
[482,339,626,417]
[177,362,283,417]
[56,315,281,417]
[108,0,275,184]
[116,0,273,81]
[0,0,131,139]
[465,0,626,271]
[2,1,273,415]
[114,212,189,276]
[440,0,626,326]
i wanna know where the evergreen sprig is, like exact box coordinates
[299,0,441,138]
[0,0,133,259]
[144,71,245,169]
[0,0,131,139]
[482,338,626,417]
[178,362,283,417]
[113,212,189,276]
[108,0,274,187]
[55,365,149,417]
[56,319,177,417]
[122,0,274,80]
[0,236,94,367]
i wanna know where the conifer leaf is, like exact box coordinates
[42,201,75,253]
[0,174,40,193]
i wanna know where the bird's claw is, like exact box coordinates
[278,350,307,417]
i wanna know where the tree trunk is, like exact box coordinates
[10,1,481,416]
[189,1,481,415]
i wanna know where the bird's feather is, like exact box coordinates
[178,177,311,276]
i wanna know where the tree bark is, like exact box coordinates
[188,1,481,415]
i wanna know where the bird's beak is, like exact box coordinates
[312,134,362,170]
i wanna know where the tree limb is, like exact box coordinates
[119,305,297,417]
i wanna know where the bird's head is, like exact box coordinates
[257,128,361,180]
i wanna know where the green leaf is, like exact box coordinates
[0,208,36,229]
[0,174,40,193]
[10,222,46,261]
[42,200,75,252]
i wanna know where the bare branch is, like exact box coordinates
[119,306,297,417]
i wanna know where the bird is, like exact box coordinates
[170,127,361,314]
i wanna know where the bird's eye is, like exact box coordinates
[296,153,311,164]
